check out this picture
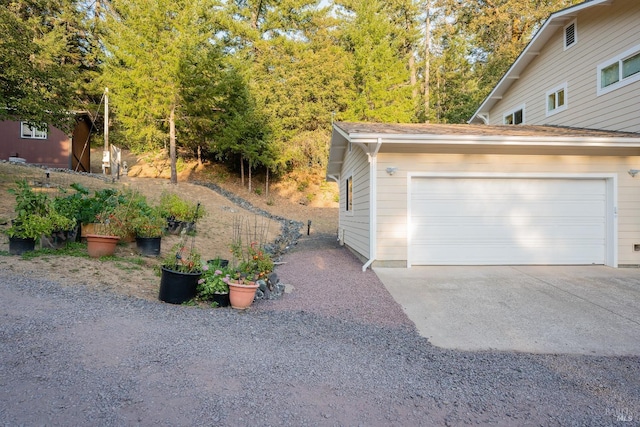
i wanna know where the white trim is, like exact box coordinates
[563,19,577,50]
[545,82,568,117]
[597,43,640,96]
[502,104,526,125]
[406,172,618,268]
[363,144,379,271]
[20,122,47,139]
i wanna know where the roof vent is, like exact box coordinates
[564,21,576,49]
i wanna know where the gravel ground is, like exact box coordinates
[1,234,639,426]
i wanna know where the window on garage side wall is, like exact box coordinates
[346,174,353,214]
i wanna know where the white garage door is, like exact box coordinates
[410,177,608,265]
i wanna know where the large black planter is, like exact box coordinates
[136,236,162,257]
[159,266,201,304]
[9,237,36,255]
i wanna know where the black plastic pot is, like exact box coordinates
[136,236,162,257]
[206,259,229,268]
[9,237,36,255]
[212,292,230,307]
[166,219,183,235]
[159,266,201,304]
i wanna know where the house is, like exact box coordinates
[327,0,640,269]
[469,0,640,132]
[327,122,640,269]
[0,114,93,171]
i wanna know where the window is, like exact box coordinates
[503,106,525,125]
[564,20,577,50]
[546,83,568,116]
[20,122,47,139]
[345,175,353,213]
[597,44,640,95]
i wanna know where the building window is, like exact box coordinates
[345,175,353,213]
[546,83,567,116]
[21,122,47,139]
[564,20,577,50]
[597,44,640,95]
[503,106,524,125]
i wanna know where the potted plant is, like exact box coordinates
[5,180,75,254]
[197,259,232,307]
[159,192,205,235]
[85,204,129,258]
[159,242,203,304]
[227,242,274,310]
[131,205,166,257]
[76,187,120,237]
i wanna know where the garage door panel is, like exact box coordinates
[416,243,606,265]
[410,178,608,265]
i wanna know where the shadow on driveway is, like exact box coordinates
[374,265,640,355]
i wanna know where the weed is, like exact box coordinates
[254,188,262,196]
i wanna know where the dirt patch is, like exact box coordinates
[0,149,338,301]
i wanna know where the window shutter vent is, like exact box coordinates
[565,22,576,47]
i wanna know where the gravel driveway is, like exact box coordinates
[1,234,639,426]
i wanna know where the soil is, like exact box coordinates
[0,149,339,301]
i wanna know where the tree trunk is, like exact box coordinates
[240,156,245,187]
[409,55,417,100]
[265,168,269,198]
[197,145,202,166]
[248,159,252,193]
[424,2,431,123]
[169,105,177,184]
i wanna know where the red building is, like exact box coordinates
[0,115,93,171]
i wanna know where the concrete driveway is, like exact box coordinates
[374,265,640,355]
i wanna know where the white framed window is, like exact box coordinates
[503,105,525,125]
[20,122,47,139]
[345,174,353,214]
[564,20,577,50]
[546,83,568,116]
[597,44,640,96]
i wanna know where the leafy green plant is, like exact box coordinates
[159,192,205,222]
[162,242,202,273]
[6,180,75,239]
[235,242,274,281]
[197,262,231,299]
[130,206,166,237]
[76,187,120,225]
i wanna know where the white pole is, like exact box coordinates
[103,87,109,175]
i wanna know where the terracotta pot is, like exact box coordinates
[86,234,120,258]
[228,281,259,309]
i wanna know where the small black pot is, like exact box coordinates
[136,236,162,257]
[166,219,183,235]
[206,259,229,268]
[212,292,230,307]
[159,266,201,304]
[9,237,36,255]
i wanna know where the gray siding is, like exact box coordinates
[339,144,370,260]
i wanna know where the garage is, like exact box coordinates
[409,176,612,266]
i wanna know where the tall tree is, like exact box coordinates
[101,0,222,183]
[0,0,92,129]
[336,0,415,123]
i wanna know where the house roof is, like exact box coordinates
[327,121,640,177]
[468,0,614,124]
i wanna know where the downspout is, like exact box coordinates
[362,137,382,271]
